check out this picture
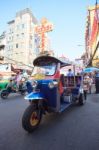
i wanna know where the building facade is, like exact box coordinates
[5,8,38,69]
[0,32,6,64]
[85,4,99,67]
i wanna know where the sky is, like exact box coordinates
[0,0,96,60]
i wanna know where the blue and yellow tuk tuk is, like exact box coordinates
[22,55,85,132]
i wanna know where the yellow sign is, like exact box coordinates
[92,59,99,68]
[32,73,45,80]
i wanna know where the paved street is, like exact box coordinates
[0,92,99,150]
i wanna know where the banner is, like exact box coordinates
[90,8,99,47]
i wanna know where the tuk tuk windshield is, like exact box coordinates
[32,64,56,76]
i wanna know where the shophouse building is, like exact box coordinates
[0,32,6,64]
[5,8,38,69]
[85,4,99,67]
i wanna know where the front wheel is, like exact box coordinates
[22,104,42,133]
[1,90,9,99]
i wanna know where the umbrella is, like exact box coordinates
[83,67,99,73]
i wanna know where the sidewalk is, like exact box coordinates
[88,84,99,104]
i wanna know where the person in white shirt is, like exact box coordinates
[16,71,22,89]
[83,73,90,99]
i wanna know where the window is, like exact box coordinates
[21,33,24,37]
[9,36,11,40]
[16,43,18,48]
[29,44,32,49]
[16,34,19,39]
[11,45,13,50]
[21,43,24,48]
[17,25,20,30]
[22,24,25,28]
[9,46,10,50]
[30,35,32,40]
[9,28,13,34]
[9,29,11,34]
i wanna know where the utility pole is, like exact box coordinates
[96,0,97,5]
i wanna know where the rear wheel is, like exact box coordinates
[1,90,9,99]
[22,104,42,133]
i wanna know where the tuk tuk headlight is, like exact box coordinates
[32,80,38,88]
[48,81,58,89]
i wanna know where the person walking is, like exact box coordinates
[15,71,22,89]
[88,73,93,94]
[83,73,89,100]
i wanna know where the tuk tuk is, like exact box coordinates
[0,63,15,91]
[0,75,9,90]
[22,55,85,132]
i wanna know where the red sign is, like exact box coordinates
[35,18,53,52]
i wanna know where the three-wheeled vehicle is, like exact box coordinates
[0,79,27,99]
[22,55,85,132]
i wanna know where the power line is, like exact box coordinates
[3,56,33,69]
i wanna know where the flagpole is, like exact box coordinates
[96,0,97,5]
[95,0,99,28]
[96,0,99,5]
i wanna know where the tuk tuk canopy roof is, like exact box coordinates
[33,55,72,67]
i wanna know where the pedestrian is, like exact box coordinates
[83,73,89,100]
[67,69,74,76]
[6,78,16,93]
[15,71,22,89]
[88,75,93,94]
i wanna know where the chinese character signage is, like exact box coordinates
[35,18,53,53]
